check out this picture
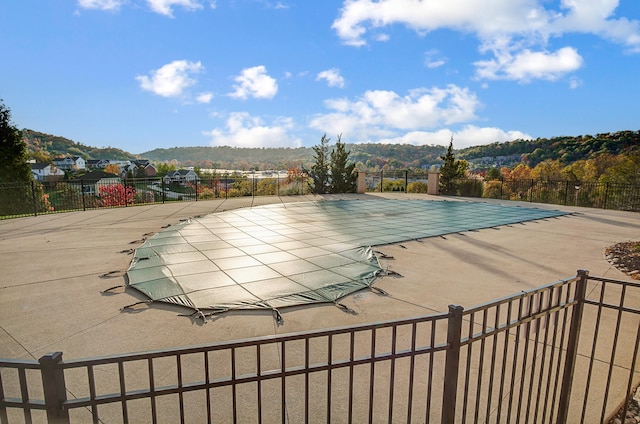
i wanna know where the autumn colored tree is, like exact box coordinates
[531,159,563,180]
[98,184,135,207]
[600,154,640,184]
[104,163,120,175]
[508,163,533,180]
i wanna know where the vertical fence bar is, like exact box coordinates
[368,327,376,424]
[556,270,588,423]
[442,305,464,424]
[39,352,70,424]
[81,180,87,211]
[18,368,32,424]
[0,368,8,423]
[304,338,310,423]
[600,282,628,423]
[327,334,333,423]
[148,358,157,424]
[281,341,286,424]
[256,345,262,424]
[31,180,37,217]
[426,319,436,421]
[406,322,417,423]
[388,325,397,423]
[404,170,408,193]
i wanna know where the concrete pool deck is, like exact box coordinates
[1,193,640,422]
[1,192,639,361]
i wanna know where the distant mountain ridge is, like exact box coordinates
[22,128,639,171]
[22,129,138,162]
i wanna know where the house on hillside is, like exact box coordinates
[163,169,200,186]
[122,160,157,178]
[86,159,110,169]
[69,171,121,195]
[52,156,86,171]
[30,163,65,181]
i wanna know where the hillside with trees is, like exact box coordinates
[19,127,639,173]
[458,130,639,168]
[22,129,137,162]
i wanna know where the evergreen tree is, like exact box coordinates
[307,134,331,194]
[0,100,50,216]
[0,100,30,183]
[439,136,468,195]
[329,134,357,193]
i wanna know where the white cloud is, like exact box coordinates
[196,92,213,103]
[332,0,640,81]
[424,49,447,69]
[77,0,125,11]
[569,76,582,89]
[474,46,583,81]
[203,112,301,147]
[146,0,203,17]
[136,60,203,97]
[371,126,532,148]
[552,0,640,51]
[229,66,278,99]
[309,85,480,141]
[316,68,346,88]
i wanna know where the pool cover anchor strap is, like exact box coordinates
[178,309,207,322]
[335,302,357,315]
[121,300,152,310]
[370,286,389,296]
[101,284,124,293]
[100,269,125,278]
[273,309,284,325]
[374,251,394,260]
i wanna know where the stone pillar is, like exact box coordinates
[357,171,367,194]
[427,172,440,195]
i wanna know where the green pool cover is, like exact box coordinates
[126,199,569,320]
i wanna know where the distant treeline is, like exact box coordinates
[22,128,639,172]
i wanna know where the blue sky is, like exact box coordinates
[2,0,639,154]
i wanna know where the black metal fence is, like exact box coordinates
[2,174,638,219]
[2,271,639,423]
[451,178,640,212]
[0,174,309,219]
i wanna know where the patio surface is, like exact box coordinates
[1,192,639,422]
[1,192,638,359]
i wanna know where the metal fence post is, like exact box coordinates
[31,180,38,217]
[405,170,408,193]
[442,304,464,424]
[39,352,70,424]
[556,270,588,423]
[81,180,86,211]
